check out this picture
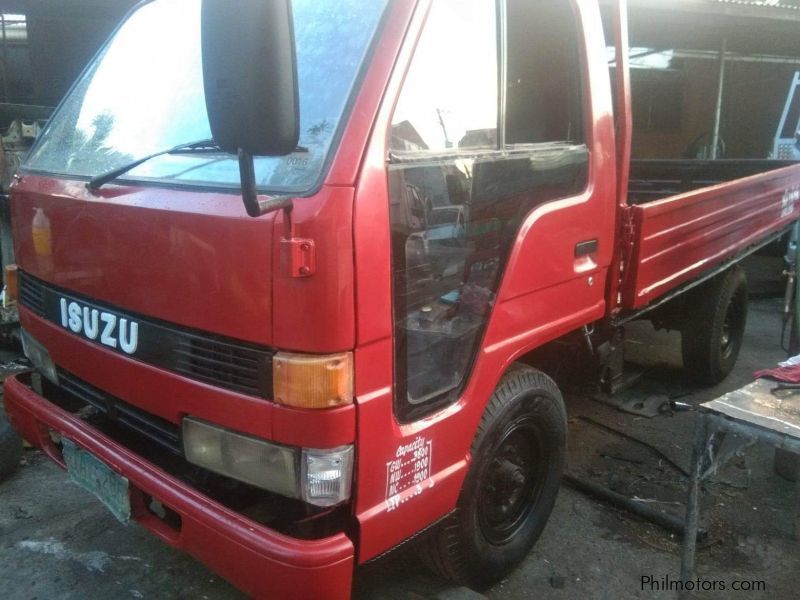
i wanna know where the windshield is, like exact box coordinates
[24,0,387,193]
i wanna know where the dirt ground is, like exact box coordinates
[1,256,798,599]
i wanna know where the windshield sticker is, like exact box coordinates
[385,436,434,512]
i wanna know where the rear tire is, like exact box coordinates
[0,413,23,481]
[681,266,748,385]
[774,448,800,482]
[421,365,566,589]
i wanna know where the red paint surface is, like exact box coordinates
[12,175,356,353]
[12,176,277,346]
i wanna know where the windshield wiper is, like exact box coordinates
[86,140,311,191]
[86,138,223,191]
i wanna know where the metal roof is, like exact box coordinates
[612,0,800,24]
[622,0,800,10]
[600,0,800,56]
[714,0,800,9]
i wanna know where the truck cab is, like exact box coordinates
[4,1,800,598]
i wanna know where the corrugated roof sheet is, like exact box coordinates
[714,0,800,9]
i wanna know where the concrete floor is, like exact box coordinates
[1,257,798,599]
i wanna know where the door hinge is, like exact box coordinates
[282,237,316,278]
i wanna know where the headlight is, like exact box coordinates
[21,328,59,384]
[182,417,354,507]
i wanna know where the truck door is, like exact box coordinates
[353,0,616,562]
[387,0,615,421]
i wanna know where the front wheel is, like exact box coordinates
[421,366,566,589]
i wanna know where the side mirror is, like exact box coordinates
[201,0,300,217]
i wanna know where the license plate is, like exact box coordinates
[63,439,131,524]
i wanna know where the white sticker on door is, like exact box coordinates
[385,436,434,512]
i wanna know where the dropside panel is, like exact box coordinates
[622,163,800,310]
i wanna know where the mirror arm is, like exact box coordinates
[238,149,294,218]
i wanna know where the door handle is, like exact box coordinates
[575,239,598,257]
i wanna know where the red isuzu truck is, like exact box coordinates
[4,0,800,597]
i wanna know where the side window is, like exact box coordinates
[389,0,589,421]
[390,1,498,154]
[506,0,585,145]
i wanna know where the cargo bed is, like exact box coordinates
[628,159,797,204]
[621,160,800,311]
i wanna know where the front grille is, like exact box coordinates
[56,369,182,455]
[19,272,44,316]
[18,271,274,399]
[175,337,270,397]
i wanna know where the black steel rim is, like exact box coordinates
[478,416,546,545]
[720,293,743,360]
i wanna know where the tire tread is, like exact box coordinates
[681,266,748,385]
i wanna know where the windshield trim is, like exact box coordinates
[20,0,391,198]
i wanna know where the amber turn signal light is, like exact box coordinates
[272,352,354,409]
[4,264,18,303]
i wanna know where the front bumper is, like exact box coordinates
[3,373,355,600]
